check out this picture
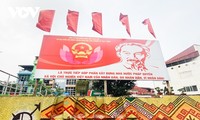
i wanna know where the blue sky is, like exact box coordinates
[0,0,200,82]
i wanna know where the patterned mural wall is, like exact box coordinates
[0,96,200,120]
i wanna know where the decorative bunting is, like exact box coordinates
[36,9,157,38]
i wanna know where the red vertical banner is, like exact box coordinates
[142,18,156,38]
[66,10,79,34]
[92,12,103,35]
[36,10,55,32]
[119,13,131,37]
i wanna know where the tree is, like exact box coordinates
[51,87,64,96]
[33,79,40,96]
[92,80,135,97]
[75,80,89,96]
[155,87,163,95]
[163,86,174,95]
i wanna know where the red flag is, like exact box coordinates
[67,10,79,34]
[142,18,156,38]
[36,10,55,32]
[119,13,131,37]
[92,12,102,35]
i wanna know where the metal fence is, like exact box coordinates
[0,70,21,95]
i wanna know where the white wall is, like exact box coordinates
[167,56,200,95]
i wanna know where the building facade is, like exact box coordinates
[65,79,76,95]
[33,56,76,96]
[18,65,33,94]
[166,44,200,95]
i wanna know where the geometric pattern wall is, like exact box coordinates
[0,96,200,120]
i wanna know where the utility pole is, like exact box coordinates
[33,78,40,96]
[104,80,107,96]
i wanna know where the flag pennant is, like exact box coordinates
[119,13,131,37]
[36,10,55,32]
[142,18,156,38]
[67,10,79,34]
[92,12,102,35]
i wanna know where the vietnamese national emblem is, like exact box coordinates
[60,42,103,64]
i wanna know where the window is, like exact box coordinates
[186,87,190,91]
[66,79,76,85]
[19,75,30,81]
[183,85,198,92]
[192,85,198,91]
[66,87,75,95]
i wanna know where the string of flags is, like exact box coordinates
[36,9,156,39]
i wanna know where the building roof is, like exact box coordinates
[131,86,154,95]
[18,70,32,75]
[18,65,34,71]
[166,44,200,65]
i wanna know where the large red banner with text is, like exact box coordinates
[35,35,169,80]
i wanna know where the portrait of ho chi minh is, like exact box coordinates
[115,42,150,72]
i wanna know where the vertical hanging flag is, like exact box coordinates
[67,10,79,34]
[36,10,55,32]
[92,12,102,35]
[142,18,156,38]
[119,13,131,37]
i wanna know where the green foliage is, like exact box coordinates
[75,80,89,96]
[92,80,135,97]
[28,79,43,86]
[155,87,163,92]
[163,86,174,95]
[155,87,165,95]
[51,87,64,96]
[92,80,104,91]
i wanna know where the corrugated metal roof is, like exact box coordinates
[166,45,199,65]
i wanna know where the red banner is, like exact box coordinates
[35,35,169,81]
